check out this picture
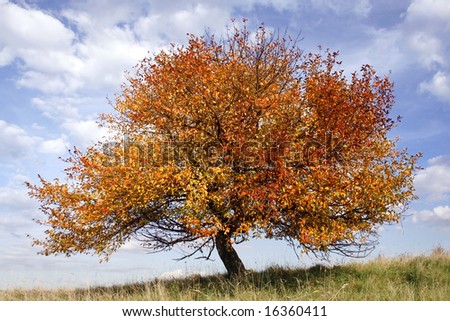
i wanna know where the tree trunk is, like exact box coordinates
[215,231,246,277]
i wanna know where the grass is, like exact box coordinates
[1,248,449,301]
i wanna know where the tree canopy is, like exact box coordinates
[27,22,420,276]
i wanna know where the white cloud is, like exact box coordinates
[0,1,141,94]
[0,46,14,67]
[157,264,213,279]
[64,0,144,28]
[307,0,372,18]
[419,71,450,103]
[325,0,450,103]
[0,1,75,52]
[132,2,232,46]
[363,1,448,68]
[18,70,83,94]
[341,27,406,75]
[40,135,69,154]
[31,96,80,121]
[0,119,41,158]
[62,119,110,148]
[0,1,81,92]
[0,0,312,98]
[30,93,118,152]
[0,186,35,213]
[414,155,450,201]
[119,239,143,253]
[60,1,238,95]
[403,0,450,102]
[0,119,73,158]
[9,0,449,105]
[0,2,74,49]
[159,269,184,279]
[351,0,372,18]
[405,0,450,28]
[408,32,445,68]
[73,27,147,91]
[413,205,450,230]
[0,169,40,239]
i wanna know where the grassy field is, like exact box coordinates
[2,248,449,301]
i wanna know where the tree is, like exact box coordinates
[27,22,420,277]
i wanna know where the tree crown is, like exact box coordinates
[27,22,420,269]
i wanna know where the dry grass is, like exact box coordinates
[2,248,449,301]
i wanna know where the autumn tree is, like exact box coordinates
[27,23,420,276]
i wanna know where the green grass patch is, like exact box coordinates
[2,249,449,301]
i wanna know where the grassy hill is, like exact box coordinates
[2,248,449,301]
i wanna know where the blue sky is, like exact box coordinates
[1,0,449,289]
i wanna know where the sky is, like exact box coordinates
[0,0,449,290]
